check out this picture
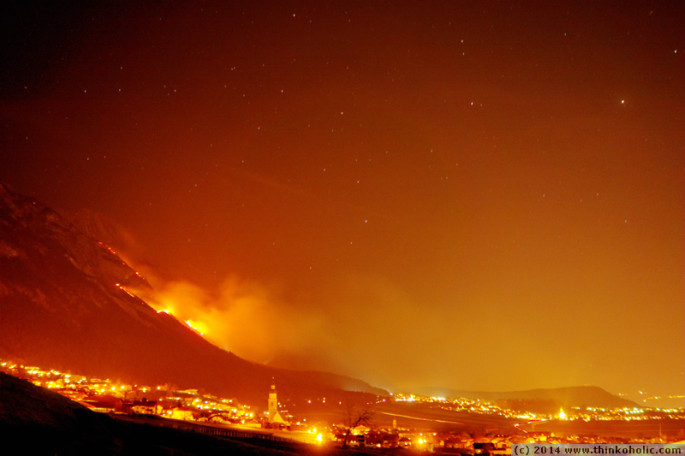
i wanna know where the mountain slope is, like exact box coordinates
[0,183,384,405]
[416,385,638,410]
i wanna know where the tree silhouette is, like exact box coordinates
[341,402,374,449]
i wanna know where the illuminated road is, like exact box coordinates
[378,411,463,425]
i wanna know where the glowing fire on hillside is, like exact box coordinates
[184,319,207,336]
[114,282,210,338]
[115,276,332,365]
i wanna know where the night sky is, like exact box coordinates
[2,1,684,401]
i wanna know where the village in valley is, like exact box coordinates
[3,359,683,453]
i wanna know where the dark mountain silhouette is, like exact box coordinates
[416,385,638,411]
[0,183,385,406]
[0,183,641,413]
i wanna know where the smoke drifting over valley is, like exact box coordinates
[1,1,683,404]
[138,274,330,368]
[123,252,450,392]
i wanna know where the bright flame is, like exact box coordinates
[134,276,330,364]
[184,319,207,336]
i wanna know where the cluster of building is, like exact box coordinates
[564,406,683,422]
[319,423,667,452]
[2,359,683,451]
[392,393,684,422]
[0,360,257,426]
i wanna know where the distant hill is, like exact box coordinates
[415,386,638,411]
[0,183,385,407]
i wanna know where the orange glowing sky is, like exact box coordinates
[1,1,683,401]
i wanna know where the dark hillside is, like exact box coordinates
[0,183,384,407]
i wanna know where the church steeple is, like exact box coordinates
[268,378,278,415]
[266,378,288,425]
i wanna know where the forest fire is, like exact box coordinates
[2,359,683,450]
[184,319,207,336]
[1,1,683,453]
